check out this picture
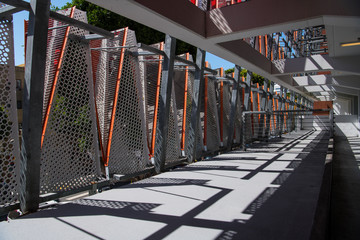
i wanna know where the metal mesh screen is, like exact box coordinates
[141,44,181,165]
[234,93,242,144]
[0,15,20,208]
[139,43,162,156]
[91,29,150,175]
[165,85,182,163]
[40,9,100,194]
[205,78,221,152]
[221,83,231,145]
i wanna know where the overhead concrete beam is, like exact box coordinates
[272,55,360,76]
[332,75,360,90]
[333,85,359,96]
[293,75,333,86]
[206,0,360,39]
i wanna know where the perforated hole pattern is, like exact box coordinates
[206,78,221,151]
[107,30,150,174]
[40,9,100,194]
[0,16,20,207]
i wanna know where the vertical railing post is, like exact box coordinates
[227,65,241,150]
[241,70,252,149]
[258,79,268,139]
[265,81,273,138]
[278,87,285,137]
[153,35,176,173]
[187,48,206,162]
[20,0,50,213]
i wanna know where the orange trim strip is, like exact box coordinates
[105,27,128,166]
[278,46,281,60]
[259,36,262,54]
[150,42,164,158]
[204,62,209,147]
[265,35,268,58]
[41,7,75,147]
[282,47,285,59]
[181,53,190,151]
[219,68,224,143]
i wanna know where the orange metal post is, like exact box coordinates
[105,27,129,166]
[150,42,164,159]
[203,62,209,147]
[265,35,268,58]
[259,35,262,54]
[219,68,224,143]
[282,47,285,59]
[181,53,190,151]
[41,7,75,147]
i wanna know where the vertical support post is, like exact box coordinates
[227,65,241,150]
[264,80,272,138]
[241,70,252,149]
[188,48,206,162]
[20,0,50,213]
[153,35,176,173]
[219,68,224,147]
[278,87,285,137]
[180,52,190,156]
[203,62,209,151]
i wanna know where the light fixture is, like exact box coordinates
[341,38,360,47]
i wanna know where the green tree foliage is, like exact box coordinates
[224,67,265,85]
[58,0,196,57]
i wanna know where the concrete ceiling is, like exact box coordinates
[87,0,360,101]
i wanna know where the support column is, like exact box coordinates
[241,70,252,149]
[258,79,268,139]
[153,35,176,172]
[227,65,241,150]
[20,0,50,213]
[188,48,206,162]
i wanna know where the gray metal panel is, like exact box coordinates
[206,77,221,152]
[0,15,20,209]
[92,29,150,175]
[153,35,176,172]
[40,9,101,194]
[20,0,50,213]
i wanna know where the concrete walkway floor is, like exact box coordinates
[330,135,360,240]
[0,130,330,240]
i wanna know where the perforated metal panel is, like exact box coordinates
[139,43,162,155]
[173,55,203,159]
[234,93,242,144]
[186,69,203,159]
[40,9,100,194]
[221,83,231,145]
[206,78,221,152]
[91,29,150,175]
[0,15,20,208]
[141,44,181,165]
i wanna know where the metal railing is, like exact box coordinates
[0,4,325,216]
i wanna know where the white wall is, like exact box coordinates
[334,98,351,115]
[334,115,359,137]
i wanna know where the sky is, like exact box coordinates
[13,0,233,69]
